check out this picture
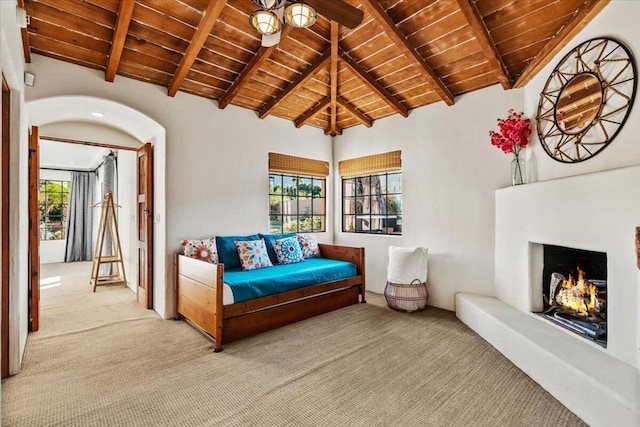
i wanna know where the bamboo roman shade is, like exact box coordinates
[338,150,401,178]
[268,153,329,177]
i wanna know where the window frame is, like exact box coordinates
[269,173,326,234]
[342,172,402,236]
[39,179,70,241]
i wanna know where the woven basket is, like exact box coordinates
[384,279,428,312]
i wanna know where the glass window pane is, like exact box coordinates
[312,198,325,215]
[283,215,297,233]
[343,179,355,197]
[298,216,312,232]
[298,196,312,216]
[370,216,384,233]
[369,194,384,214]
[344,197,355,215]
[378,174,388,193]
[269,174,282,193]
[299,177,312,197]
[355,177,370,196]
[312,178,325,198]
[343,215,355,232]
[393,215,402,234]
[370,174,384,196]
[385,195,402,214]
[387,173,402,193]
[270,198,282,215]
[282,175,296,199]
[355,196,370,214]
[356,215,371,232]
[312,216,325,232]
[270,215,283,233]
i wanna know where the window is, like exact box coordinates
[269,174,326,233]
[342,172,402,235]
[339,150,402,235]
[39,180,70,240]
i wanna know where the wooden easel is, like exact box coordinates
[90,192,127,292]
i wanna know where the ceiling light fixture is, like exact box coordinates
[285,2,317,28]
[249,0,316,36]
[91,112,105,118]
[249,9,281,36]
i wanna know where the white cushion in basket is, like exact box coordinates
[387,246,428,284]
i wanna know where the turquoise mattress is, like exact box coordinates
[224,258,358,303]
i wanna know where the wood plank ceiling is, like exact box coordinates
[21,0,608,135]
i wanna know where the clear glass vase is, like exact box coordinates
[511,153,525,186]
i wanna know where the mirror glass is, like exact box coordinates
[555,73,603,134]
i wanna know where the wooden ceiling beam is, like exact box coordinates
[105,0,135,82]
[514,0,610,88]
[258,48,331,119]
[325,127,342,136]
[294,97,330,128]
[329,22,339,137]
[340,49,408,118]
[17,0,31,63]
[219,25,294,108]
[456,0,510,90]
[168,0,227,97]
[337,97,373,128]
[360,0,454,106]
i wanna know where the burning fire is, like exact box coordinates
[555,268,600,316]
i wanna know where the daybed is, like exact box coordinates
[175,241,365,352]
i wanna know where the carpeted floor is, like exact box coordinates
[2,262,587,426]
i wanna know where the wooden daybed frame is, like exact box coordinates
[175,244,366,352]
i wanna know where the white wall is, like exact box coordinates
[523,0,640,182]
[39,169,71,264]
[25,54,333,320]
[117,150,137,292]
[1,0,30,376]
[333,85,524,310]
[40,121,141,149]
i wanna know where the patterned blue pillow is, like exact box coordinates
[297,233,321,259]
[234,239,273,271]
[272,236,304,265]
[259,232,296,264]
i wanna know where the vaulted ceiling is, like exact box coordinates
[20,0,608,135]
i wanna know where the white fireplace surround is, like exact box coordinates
[456,165,640,427]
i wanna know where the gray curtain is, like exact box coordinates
[64,171,97,262]
[100,154,117,257]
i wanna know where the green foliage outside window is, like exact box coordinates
[269,174,325,233]
[39,180,70,240]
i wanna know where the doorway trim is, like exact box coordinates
[2,75,10,378]
[26,96,168,318]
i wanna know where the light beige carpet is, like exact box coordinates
[2,262,586,426]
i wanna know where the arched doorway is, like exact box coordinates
[12,96,168,373]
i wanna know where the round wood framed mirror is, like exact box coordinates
[536,38,637,163]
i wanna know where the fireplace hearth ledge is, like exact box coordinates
[456,292,639,427]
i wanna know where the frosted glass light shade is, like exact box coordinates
[249,10,281,35]
[284,2,317,28]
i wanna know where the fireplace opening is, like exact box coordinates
[540,245,607,347]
